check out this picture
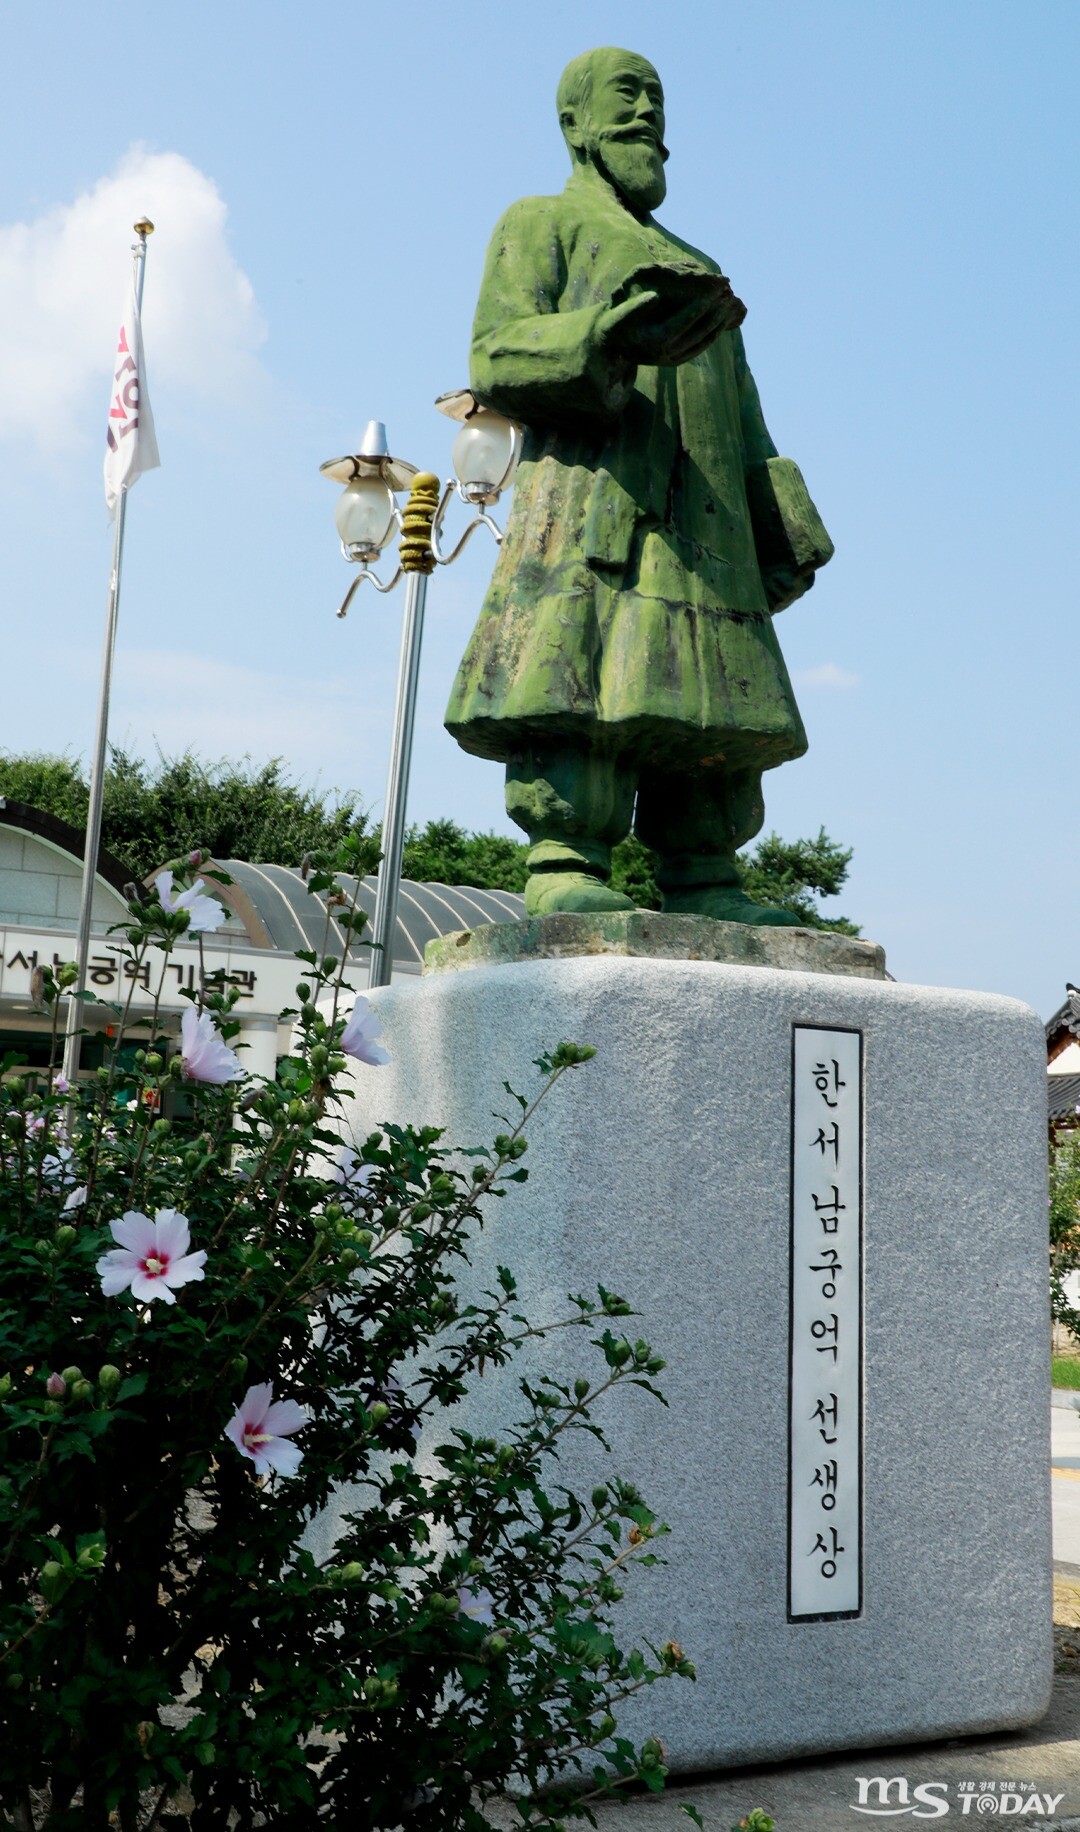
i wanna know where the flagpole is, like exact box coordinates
[61,219,154,1086]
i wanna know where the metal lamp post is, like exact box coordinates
[320,397,520,988]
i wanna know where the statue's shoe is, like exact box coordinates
[662,885,803,927]
[525,871,636,916]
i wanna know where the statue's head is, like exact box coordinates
[557,46,668,216]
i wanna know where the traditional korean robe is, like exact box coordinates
[445,170,823,777]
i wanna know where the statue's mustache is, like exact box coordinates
[600,123,670,163]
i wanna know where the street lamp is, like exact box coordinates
[321,394,520,988]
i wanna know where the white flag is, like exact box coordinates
[103,269,159,520]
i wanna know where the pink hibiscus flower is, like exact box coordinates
[340,996,390,1067]
[456,1584,496,1625]
[224,1381,309,1477]
[95,1208,207,1305]
[155,869,226,935]
[180,1006,244,1084]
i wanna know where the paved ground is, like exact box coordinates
[1054,1400,1080,1572]
[507,1666,1080,1830]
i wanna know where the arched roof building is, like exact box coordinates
[215,859,524,977]
[0,800,523,1079]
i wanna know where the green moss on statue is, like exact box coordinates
[445,46,833,923]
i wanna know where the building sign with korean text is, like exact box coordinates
[789,1024,863,1620]
[0,930,300,1023]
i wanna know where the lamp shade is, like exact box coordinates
[450,408,520,501]
[334,478,396,554]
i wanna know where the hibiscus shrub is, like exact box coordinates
[0,839,695,1832]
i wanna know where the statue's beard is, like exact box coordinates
[594,128,667,214]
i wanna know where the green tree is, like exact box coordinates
[1050,1128,1080,1340]
[400,818,528,892]
[0,751,858,930]
[610,828,858,933]
[0,751,367,881]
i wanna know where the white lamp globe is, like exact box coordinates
[334,478,396,555]
[451,409,520,503]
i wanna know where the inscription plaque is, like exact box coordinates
[789,1023,863,1620]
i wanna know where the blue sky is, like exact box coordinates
[2,1,1077,1015]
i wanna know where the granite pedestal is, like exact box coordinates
[339,927,1052,1774]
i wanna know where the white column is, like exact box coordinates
[238,1014,280,1083]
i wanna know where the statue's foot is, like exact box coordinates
[662,884,803,927]
[525,871,636,916]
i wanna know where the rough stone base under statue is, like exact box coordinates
[339,931,1052,1774]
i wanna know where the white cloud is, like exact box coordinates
[0,146,266,457]
[792,662,860,689]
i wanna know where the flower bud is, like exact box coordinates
[39,1561,66,1603]
[97,1364,122,1396]
[188,849,206,869]
[5,1671,23,1691]
[296,981,312,1001]
[340,1561,364,1583]
[574,1377,590,1401]
[58,962,79,989]
[230,1355,248,1378]
[368,1401,389,1426]
[4,1114,25,1139]
[55,1225,77,1250]
[485,1632,508,1656]
[46,1372,66,1398]
[591,1485,609,1511]
[33,1240,51,1261]
[145,1053,163,1074]
[339,1248,361,1274]
[598,1712,616,1739]
[0,1374,12,1400]
[152,1117,172,1136]
[71,1380,92,1404]
[60,1366,82,1387]
[43,1398,63,1417]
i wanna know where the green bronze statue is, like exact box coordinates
[445,45,834,922]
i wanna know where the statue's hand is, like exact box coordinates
[599,276,746,367]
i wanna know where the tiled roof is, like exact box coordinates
[1049,1074,1080,1126]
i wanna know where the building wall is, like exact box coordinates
[0,829,129,932]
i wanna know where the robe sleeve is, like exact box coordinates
[469,199,636,425]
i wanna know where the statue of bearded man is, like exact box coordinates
[445,46,833,923]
